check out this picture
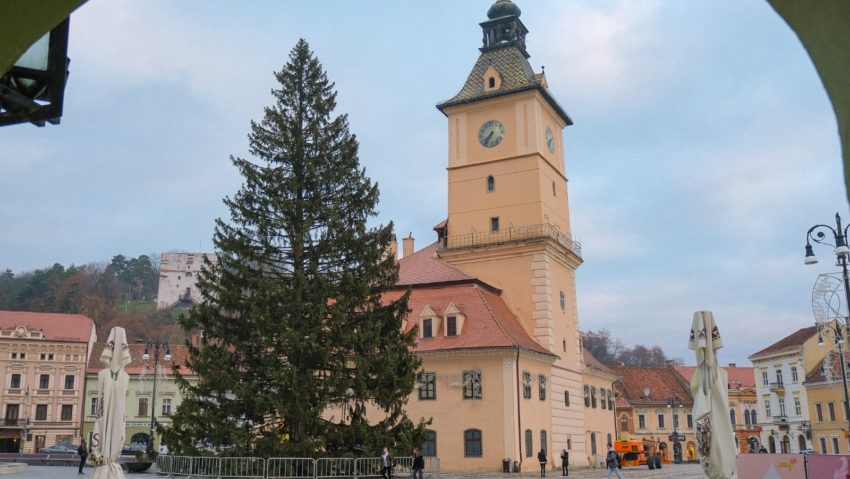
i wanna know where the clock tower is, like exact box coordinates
[435,0,586,457]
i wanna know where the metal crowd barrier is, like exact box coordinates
[156,456,438,479]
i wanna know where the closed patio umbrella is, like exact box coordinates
[90,327,132,479]
[689,311,738,479]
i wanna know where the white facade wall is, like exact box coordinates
[752,352,812,453]
[156,253,218,309]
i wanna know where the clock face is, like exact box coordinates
[478,120,504,148]
[546,127,555,154]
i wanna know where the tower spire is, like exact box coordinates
[480,0,529,58]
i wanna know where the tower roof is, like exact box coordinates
[436,2,572,125]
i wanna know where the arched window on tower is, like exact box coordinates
[730,408,736,426]
[487,175,495,192]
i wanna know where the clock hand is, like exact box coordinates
[486,131,494,143]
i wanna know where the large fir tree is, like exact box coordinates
[165,39,424,457]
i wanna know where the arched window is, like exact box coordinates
[486,175,495,192]
[751,409,757,424]
[488,77,496,88]
[781,435,790,454]
[730,408,736,426]
[768,436,776,453]
[422,430,437,457]
[620,414,629,432]
[590,432,597,455]
[744,410,751,426]
[525,429,533,457]
[464,429,482,457]
[540,430,548,454]
[798,435,807,452]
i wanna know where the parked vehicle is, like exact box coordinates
[39,443,78,454]
[122,443,147,455]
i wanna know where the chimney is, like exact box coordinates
[728,363,736,368]
[402,233,415,258]
[384,236,398,262]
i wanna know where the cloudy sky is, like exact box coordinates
[1,1,846,365]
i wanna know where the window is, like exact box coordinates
[64,375,75,390]
[138,398,148,417]
[552,181,556,196]
[540,430,548,454]
[833,437,841,454]
[463,370,482,399]
[564,391,570,406]
[90,397,98,416]
[638,414,646,429]
[559,291,565,310]
[794,397,802,416]
[590,432,597,455]
[490,217,499,232]
[687,414,693,429]
[791,367,798,383]
[446,316,457,336]
[761,371,769,386]
[20,353,25,359]
[562,339,566,352]
[779,398,787,416]
[674,414,679,429]
[422,318,432,338]
[464,429,482,457]
[600,389,607,410]
[538,375,546,400]
[764,399,772,418]
[48,353,53,360]
[61,404,73,421]
[525,429,533,457]
[744,409,751,426]
[11,352,16,359]
[162,398,172,415]
[39,374,49,389]
[658,414,665,429]
[820,437,827,454]
[730,408,736,426]
[418,372,436,400]
[751,410,757,424]
[35,405,47,421]
[776,369,783,386]
[829,402,836,421]
[486,175,495,192]
[10,374,21,389]
[620,415,628,432]
[607,433,612,447]
[583,385,590,407]
[523,372,532,399]
[608,389,614,410]
[4,404,19,420]
[422,430,436,457]
[488,77,496,88]
[590,387,597,408]
[817,403,824,422]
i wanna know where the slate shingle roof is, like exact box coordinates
[436,46,572,125]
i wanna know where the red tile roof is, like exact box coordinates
[749,326,818,359]
[383,283,553,357]
[613,366,692,406]
[0,310,95,342]
[583,350,615,374]
[805,352,845,383]
[87,342,195,376]
[674,365,755,388]
[396,242,474,286]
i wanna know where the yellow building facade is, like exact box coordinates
[804,350,849,454]
[382,0,615,472]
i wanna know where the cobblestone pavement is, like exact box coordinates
[7,464,709,479]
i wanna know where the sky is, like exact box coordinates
[1,0,847,366]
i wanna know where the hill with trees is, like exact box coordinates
[583,328,683,367]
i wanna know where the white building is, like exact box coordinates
[748,325,823,453]
[156,253,217,310]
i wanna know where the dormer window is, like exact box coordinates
[483,65,502,92]
[443,304,465,336]
[423,318,433,338]
[488,77,495,88]
[447,316,457,336]
[419,306,441,339]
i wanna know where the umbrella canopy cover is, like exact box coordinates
[90,327,132,479]
[689,311,738,479]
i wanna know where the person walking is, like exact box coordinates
[412,448,424,479]
[560,449,569,476]
[77,438,88,474]
[380,447,392,479]
[605,445,623,479]
[537,449,547,477]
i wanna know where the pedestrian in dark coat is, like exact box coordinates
[77,439,88,474]
[537,449,547,477]
[560,449,569,476]
[412,448,425,479]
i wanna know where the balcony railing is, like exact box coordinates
[440,222,582,257]
[2,418,21,426]
[769,381,785,392]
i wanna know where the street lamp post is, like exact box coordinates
[667,397,683,464]
[142,340,171,452]
[805,212,850,450]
